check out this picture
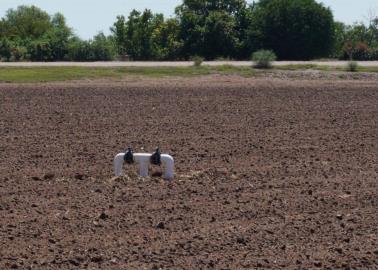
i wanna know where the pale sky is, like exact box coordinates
[1,0,377,39]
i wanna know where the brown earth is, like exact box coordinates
[0,76,377,270]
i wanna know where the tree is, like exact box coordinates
[365,10,378,47]
[126,9,165,60]
[175,0,248,59]
[46,13,73,60]
[110,15,127,55]
[1,5,52,40]
[0,6,73,61]
[247,0,335,60]
[151,18,183,60]
[338,21,378,60]
[111,9,172,60]
[331,21,348,58]
[91,32,117,60]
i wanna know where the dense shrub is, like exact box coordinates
[0,38,12,61]
[349,42,369,60]
[10,46,28,61]
[341,42,378,60]
[335,19,378,60]
[369,48,378,60]
[192,55,204,66]
[65,34,116,61]
[91,33,117,61]
[252,50,276,69]
[27,39,52,61]
[346,61,358,72]
[66,39,93,61]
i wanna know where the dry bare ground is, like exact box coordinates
[0,75,377,269]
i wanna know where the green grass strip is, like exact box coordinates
[0,64,377,83]
[0,66,256,83]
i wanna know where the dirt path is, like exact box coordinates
[0,77,377,269]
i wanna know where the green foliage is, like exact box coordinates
[336,20,378,60]
[251,49,276,69]
[192,55,204,66]
[330,21,348,58]
[151,18,183,60]
[111,15,127,56]
[0,38,12,61]
[247,0,334,60]
[10,46,28,61]
[27,39,51,61]
[0,5,116,62]
[66,38,93,61]
[349,44,378,61]
[66,34,116,61]
[370,18,378,47]
[91,33,117,61]
[1,3,377,62]
[124,9,163,60]
[0,6,74,61]
[47,13,72,60]
[346,61,358,72]
[175,0,248,60]
[111,9,181,60]
[1,5,52,40]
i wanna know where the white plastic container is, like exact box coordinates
[114,153,174,180]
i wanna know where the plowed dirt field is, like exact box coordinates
[0,76,377,269]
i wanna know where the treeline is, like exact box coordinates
[0,6,116,61]
[0,0,377,61]
[333,20,378,60]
